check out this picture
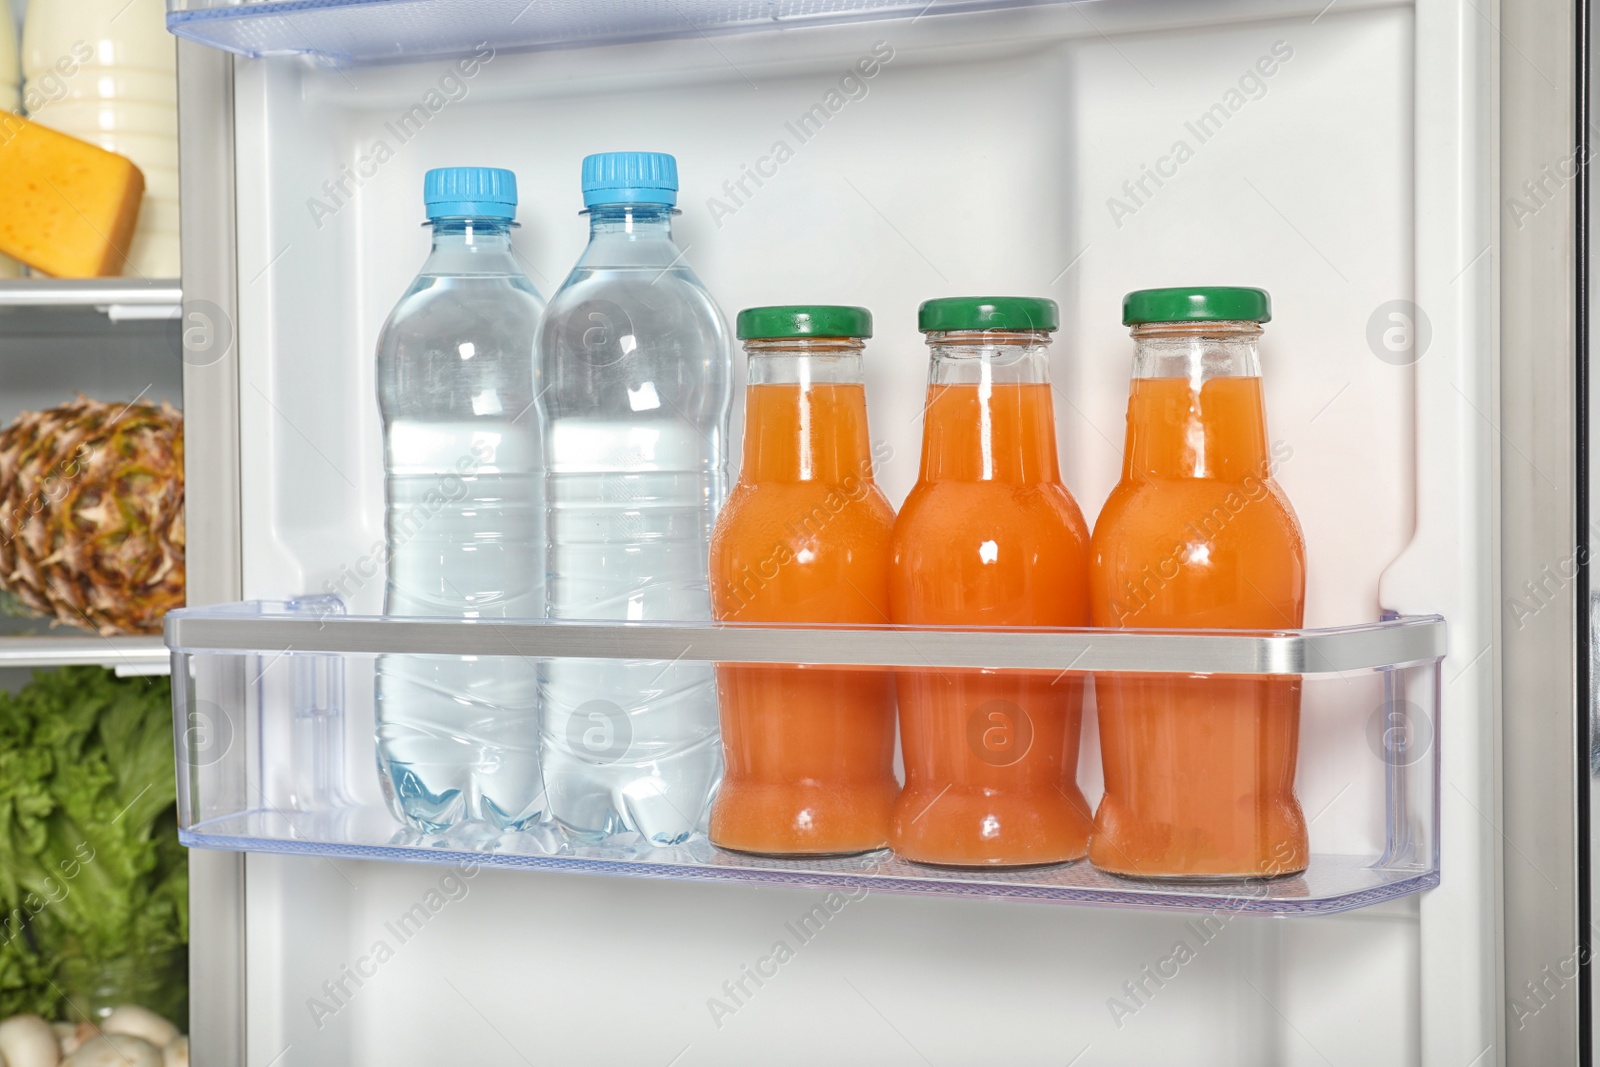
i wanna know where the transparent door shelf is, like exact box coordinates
[165,0,1061,63]
[168,603,1444,915]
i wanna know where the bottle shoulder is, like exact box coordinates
[534,265,733,422]
[896,479,1090,539]
[717,480,897,537]
[1091,475,1304,549]
[385,273,545,319]
[538,266,728,340]
[378,276,544,357]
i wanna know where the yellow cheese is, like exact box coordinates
[0,112,144,278]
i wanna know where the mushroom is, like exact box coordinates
[0,1015,60,1067]
[49,1025,79,1057]
[98,1009,176,1053]
[161,1038,186,1067]
[62,1035,160,1067]
[62,1027,95,1058]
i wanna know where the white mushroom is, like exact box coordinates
[98,1009,176,1053]
[62,1027,95,1058]
[49,1025,77,1057]
[0,1014,60,1067]
[62,1034,160,1067]
[161,1037,185,1067]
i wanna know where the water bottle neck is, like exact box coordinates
[424,217,520,274]
[581,204,681,266]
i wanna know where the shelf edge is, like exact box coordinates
[164,612,1447,675]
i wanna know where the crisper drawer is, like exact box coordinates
[166,600,1443,916]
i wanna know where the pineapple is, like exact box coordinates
[0,397,184,635]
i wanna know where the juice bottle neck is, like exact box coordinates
[1130,320,1263,379]
[742,337,874,483]
[919,331,1059,483]
[423,217,521,275]
[578,204,683,268]
[1123,321,1270,481]
[925,329,1052,386]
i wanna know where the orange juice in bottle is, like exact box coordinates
[709,306,899,855]
[890,297,1093,867]
[1089,286,1307,879]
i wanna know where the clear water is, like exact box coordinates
[375,250,546,834]
[537,252,731,846]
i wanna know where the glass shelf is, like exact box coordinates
[168,602,1443,914]
[165,0,1059,64]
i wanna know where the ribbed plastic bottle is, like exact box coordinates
[374,167,546,834]
[535,151,731,845]
[22,0,178,277]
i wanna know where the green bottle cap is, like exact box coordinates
[1122,286,1272,325]
[736,305,873,340]
[918,296,1059,333]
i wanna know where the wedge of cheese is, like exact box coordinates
[0,113,144,278]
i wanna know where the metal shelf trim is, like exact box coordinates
[0,279,182,310]
[0,635,170,670]
[165,611,1445,675]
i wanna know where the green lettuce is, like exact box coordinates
[0,667,185,1019]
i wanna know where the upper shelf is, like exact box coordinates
[164,0,1053,64]
[0,279,182,322]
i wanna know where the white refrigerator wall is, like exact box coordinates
[220,2,1490,1063]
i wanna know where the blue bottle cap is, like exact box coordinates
[423,167,518,220]
[581,152,678,208]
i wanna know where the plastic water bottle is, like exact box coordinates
[536,151,731,845]
[374,167,546,834]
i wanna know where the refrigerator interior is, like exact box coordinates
[207,0,1494,1062]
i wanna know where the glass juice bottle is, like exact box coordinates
[1089,286,1308,879]
[889,297,1094,867]
[708,306,899,855]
